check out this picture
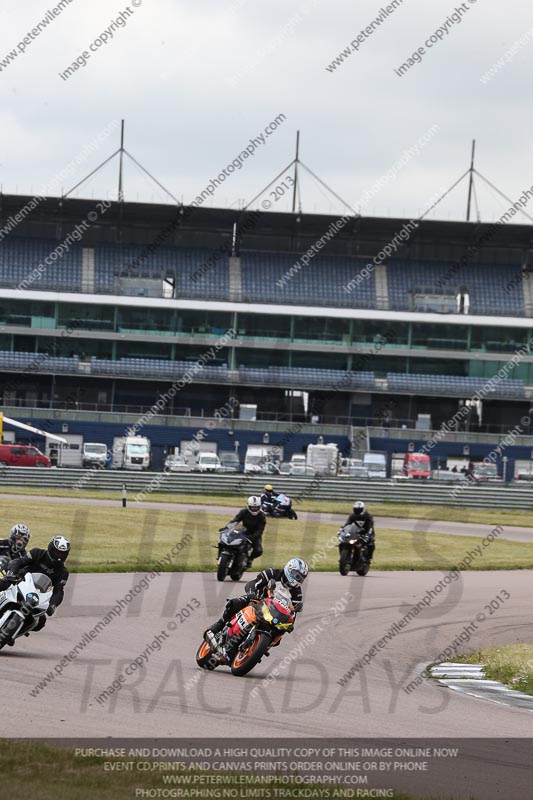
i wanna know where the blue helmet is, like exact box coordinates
[283,558,309,587]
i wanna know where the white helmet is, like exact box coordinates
[353,501,365,515]
[283,558,309,587]
[247,496,261,515]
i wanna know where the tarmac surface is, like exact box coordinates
[3,494,533,798]
[5,570,533,740]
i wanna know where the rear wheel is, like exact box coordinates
[195,640,218,670]
[339,547,351,576]
[230,631,271,676]
[216,553,231,582]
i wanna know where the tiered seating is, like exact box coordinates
[90,357,227,379]
[387,259,523,316]
[0,351,79,372]
[239,366,376,388]
[240,252,376,308]
[0,237,82,291]
[387,372,525,398]
[93,245,229,299]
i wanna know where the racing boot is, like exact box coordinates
[203,616,227,652]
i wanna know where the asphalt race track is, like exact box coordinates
[4,497,533,798]
[5,569,533,739]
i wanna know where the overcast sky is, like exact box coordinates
[1,0,532,223]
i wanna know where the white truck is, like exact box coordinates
[82,442,108,469]
[244,444,283,473]
[306,443,339,476]
[112,436,151,470]
[363,452,387,479]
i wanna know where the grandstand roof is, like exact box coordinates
[1,193,532,262]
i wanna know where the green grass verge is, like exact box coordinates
[0,739,465,799]
[455,643,533,697]
[0,485,532,527]
[1,496,533,572]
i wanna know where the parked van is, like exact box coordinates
[196,452,221,473]
[403,453,431,479]
[0,444,51,468]
[363,452,387,479]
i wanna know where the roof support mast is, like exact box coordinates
[466,139,476,221]
[118,119,125,202]
[291,130,300,214]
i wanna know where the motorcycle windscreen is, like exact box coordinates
[262,597,294,628]
[32,573,53,593]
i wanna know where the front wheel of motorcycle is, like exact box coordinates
[0,612,20,650]
[216,553,231,582]
[339,547,351,576]
[230,631,271,676]
[195,640,218,670]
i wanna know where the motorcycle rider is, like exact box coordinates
[260,484,277,515]
[224,496,266,567]
[0,535,70,631]
[0,524,31,567]
[343,501,375,561]
[204,558,309,653]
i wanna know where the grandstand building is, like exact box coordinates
[0,192,532,471]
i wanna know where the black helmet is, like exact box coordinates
[9,523,31,551]
[47,536,71,562]
[352,501,365,517]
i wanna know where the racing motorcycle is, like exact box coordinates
[337,523,371,576]
[0,571,53,649]
[215,522,252,582]
[196,581,295,676]
[262,494,298,520]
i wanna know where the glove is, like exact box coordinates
[46,605,56,617]
[3,571,18,584]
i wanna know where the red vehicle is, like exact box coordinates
[403,452,431,479]
[0,444,51,468]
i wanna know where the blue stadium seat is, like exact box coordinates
[0,237,82,292]
[240,251,376,309]
[387,259,524,316]
[93,244,230,300]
